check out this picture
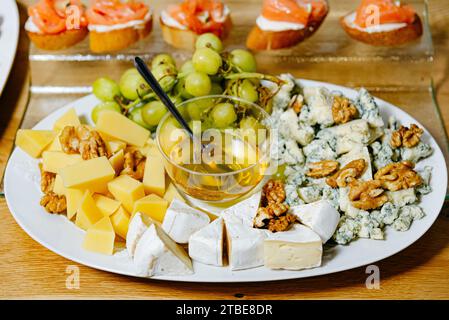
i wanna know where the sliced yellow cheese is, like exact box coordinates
[82,216,115,255]
[53,108,81,132]
[52,174,66,196]
[139,137,160,156]
[96,111,150,147]
[105,140,127,154]
[163,183,185,203]
[42,151,83,174]
[143,153,165,196]
[75,191,104,231]
[59,156,115,193]
[108,175,145,212]
[66,188,84,220]
[45,135,62,152]
[110,206,130,239]
[109,149,125,174]
[93,194,121,216]
[16,129,56,158]
[132,194,168,223]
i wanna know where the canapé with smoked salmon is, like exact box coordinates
[87,0,152,53]
[340,0,422,46]
[246,0,329,51]
[160,0,232,50]
[26,0,88,50]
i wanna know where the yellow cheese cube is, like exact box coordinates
[16,129,56,158]
[110,206,130,239]
[52,174,66,196]
[96,111,150,147]
[109,149,125,174]
[66,188,84,220]
[108,175,145,212]
[45,135,62,152]
[53,108,81,132]
[60,156,115,193]
[93,194,121,216]
[139,138,160,156]
[105,140,127,154]
[75,191,104,230]
[132,194,168,223]
[143,153,166,196]
[42,151,83,174]
[82,216,115,255]
[164,183,185,203]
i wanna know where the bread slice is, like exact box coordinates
[160,15,232,51]
[27,27,88,50]
[340,12,423,46]
[89,16,153,53]
[246,10,328,51]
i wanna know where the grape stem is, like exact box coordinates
[224,72,284,86]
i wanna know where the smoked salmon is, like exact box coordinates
[86,0,149,26]
[246,0,329,51]
[340,0,422,46]
[28,0,87,34]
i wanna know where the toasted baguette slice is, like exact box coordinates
[27,27,88,50]
[340,13,423,46]
[246,10,328,51]
[89,16,153,53]
[160,15,232,51]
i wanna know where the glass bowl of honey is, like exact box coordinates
[156,95,272,204]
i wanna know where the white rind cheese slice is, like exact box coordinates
[126,212,155,258]
[290,200,340,243]
[225,221,268,271]
[188,218,224,266]
[133,223,193,277]
[162,199,210,244]
[264,224,322,270]
[220,191,261,227]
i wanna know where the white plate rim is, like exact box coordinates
[4,79,448,283]
[0,0,19,95]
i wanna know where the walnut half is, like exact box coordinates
[374,161,422,191]
[121,148,146,181]
[40,192,67,214]
[390,124,424,148]
[40,170,56,194]
[306,160,339,179]
[348,180,388,210]
[262,179,286,205]
[326,159,366,188]
[332,96,358,124]
[60,125,109,160]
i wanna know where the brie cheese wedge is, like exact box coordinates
[162,199,210,244]
[221,191,261,227]
[225,221,268,271]
[290,200,340,243]
[126,212,155,258]
[264,224,322,270]
[133,223,193,277]
[188,218,224,266]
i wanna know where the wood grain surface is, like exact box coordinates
[1,0,449,299]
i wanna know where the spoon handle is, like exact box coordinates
[134,57,193,139]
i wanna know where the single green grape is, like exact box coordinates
[152,64,177,92]
[210,82,223,95]
[211,102,237,128]
[92,77,120,102]
[185,72,212,97]
[239,116,260,131]
[91,101,121,123]
[230,49,257,72]
[128,107,151,129]
[141,100,168,126]
[186,98,213,121]
[195,33,223,52]
[238,79,258,103]
[180,60,195,75]
[151,53,176,69]
[119,68,149,100]
[192,48,222,75]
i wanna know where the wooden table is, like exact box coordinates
[1,1,449,299]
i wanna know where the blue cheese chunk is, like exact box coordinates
[393,205,425,231]
[333,216,361,245]
[386,188,417,207]
[298,185,323,203]
[400,142,433,163]
[303,139,337,162]
[301,87,334,127]
[416,166,432,195]
[279,109,314,146]
[356,88,384,128]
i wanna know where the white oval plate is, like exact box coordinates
[4,80,447,282]
[0,0,19,95]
